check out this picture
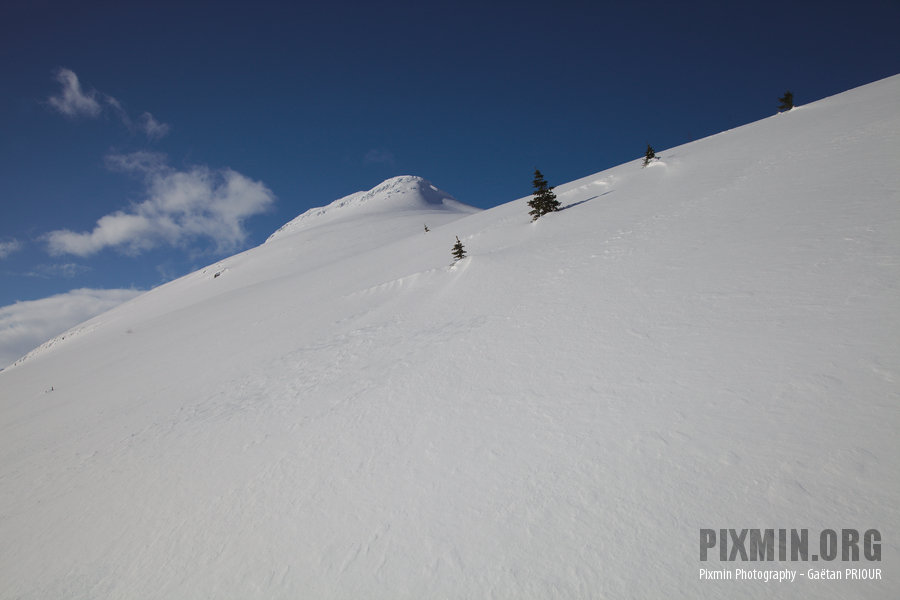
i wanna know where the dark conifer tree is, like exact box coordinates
[451,236,466,261]
[528,169,560,221]
[642,143,656,168]
[778,91,794,111]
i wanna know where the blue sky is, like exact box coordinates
[2,0,900,366]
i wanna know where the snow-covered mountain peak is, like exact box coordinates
[357,175,456,206]
[267,175,479,242]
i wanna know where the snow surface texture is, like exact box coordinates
[2,76,899,599]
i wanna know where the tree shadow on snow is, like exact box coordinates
[560,190,614,211]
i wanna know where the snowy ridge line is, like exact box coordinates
[8,324,95,369]
[199,263,229,280]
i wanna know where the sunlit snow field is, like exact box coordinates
[1,75,898,599]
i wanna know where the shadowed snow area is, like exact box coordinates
[1,76,898,599]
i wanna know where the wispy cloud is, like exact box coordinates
[44,151,276,257]
[24,263,92,279]
[0,287,143,369]
[0,239,22,259]
[138,112,171,140]
[104,150,168,174]
[45,68,102,118]
[45,68,170,140]
[364,147,396,167]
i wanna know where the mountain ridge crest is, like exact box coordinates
[267,176,478,242]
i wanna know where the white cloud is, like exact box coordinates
[0,288,144,369]
[104,95,130,123]
[45,68,170,140]
[0,239,22,259]
[138,112,171,140]
[44,152,276,257]
[45,68,102,117]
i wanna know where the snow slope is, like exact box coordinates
[1,76,898,599]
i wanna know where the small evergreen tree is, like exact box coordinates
[778,90,794,111]
[642,143,656,168]
[528,169,560,221]
[451,236,466,261]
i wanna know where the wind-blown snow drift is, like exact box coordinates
[1,76,898,599]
